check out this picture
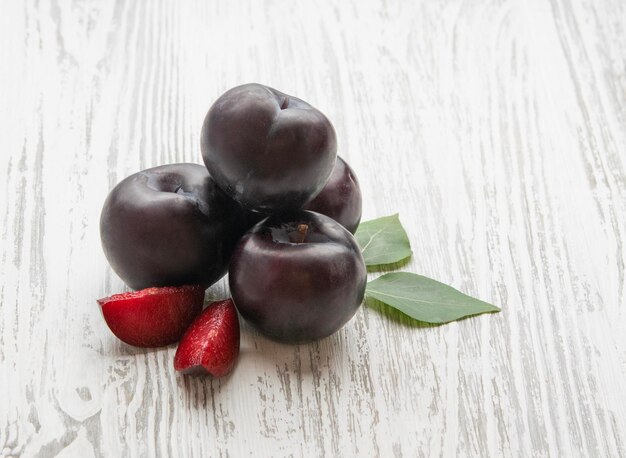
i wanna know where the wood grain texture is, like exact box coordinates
[1,0,625,456]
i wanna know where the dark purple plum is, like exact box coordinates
[100,163,252,291]
[229,210,366,343]
[303,156,362,233]
[201,83,337,212]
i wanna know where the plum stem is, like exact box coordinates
[296,224,308,243]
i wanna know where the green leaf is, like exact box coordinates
[355,214,412,267]
[365,272,500,324]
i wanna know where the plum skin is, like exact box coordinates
[100,163,252,291]
[229,210,367,343]
[303,156,362,234]
[201,83,337,212]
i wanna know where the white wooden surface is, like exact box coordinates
[1,0,625,456]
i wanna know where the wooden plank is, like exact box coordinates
[0,0,624,456]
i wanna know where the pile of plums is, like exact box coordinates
[98,84,365,376]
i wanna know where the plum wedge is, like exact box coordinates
[174,299,240,377]
[97,285,204,347]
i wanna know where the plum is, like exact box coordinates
[304,156,362,233]
[229,211,366,343]
[201,83,337,212]
[100,163,252,290]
